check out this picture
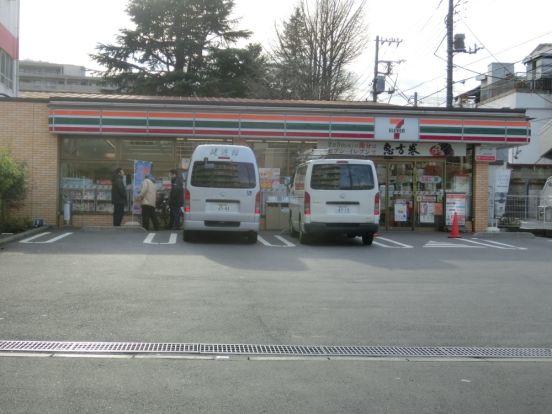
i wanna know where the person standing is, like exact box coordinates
[111,168,127,226]
[138,174,159,231]
[169,169,184,230]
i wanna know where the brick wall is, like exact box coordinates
[0,100,58,226]
[472,160,489,232]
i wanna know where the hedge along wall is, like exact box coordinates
[0,100,58,225]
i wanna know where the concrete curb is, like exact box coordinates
[82,225,147,233]
[0,226,52,246]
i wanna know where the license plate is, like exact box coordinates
[337,206,351,214]
[217,204,231,212]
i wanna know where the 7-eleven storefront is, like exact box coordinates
[2,95,530,233]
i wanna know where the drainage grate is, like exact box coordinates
[1,340,551,359]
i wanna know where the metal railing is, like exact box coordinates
[497,195,552,228]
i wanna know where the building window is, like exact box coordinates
[0,49,15,90]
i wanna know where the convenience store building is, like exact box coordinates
[0,92,530,232]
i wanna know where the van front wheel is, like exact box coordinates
[362,233,374,246]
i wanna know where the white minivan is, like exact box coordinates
[183,144,260,243]
[289,159,380,245]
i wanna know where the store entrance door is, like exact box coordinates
[377,161,445,231]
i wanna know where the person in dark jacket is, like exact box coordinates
[169,169,184,230]
[111,168,127,226]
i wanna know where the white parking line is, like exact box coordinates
[257,235,295,248]
[143,233,178,245]
[19,232,73,244]
[424,241,483,248]
[473,238,527,250]
[374,237,413,248]
[460,238,522,249]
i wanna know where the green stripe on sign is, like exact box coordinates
[54,117,101,126]
[103,118,147,127]
[420,126,462,134]
[506,128,528,136]
[149,119,194,128]
[332,124,375,132]
[241,121,286,130]
[464,127,505,135]
[196,121,240,129]
[287,123,330,131]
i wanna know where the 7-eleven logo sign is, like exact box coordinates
[375,117,419,141]
[389,118,406,139]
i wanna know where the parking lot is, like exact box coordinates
[1,228,551,413]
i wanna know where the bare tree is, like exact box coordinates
[272,0,367,100]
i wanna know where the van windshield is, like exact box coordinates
[311,164,374,190]
[191,161,256,189]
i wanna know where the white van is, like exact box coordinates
[289,159,380,245]
[183,144,260,243]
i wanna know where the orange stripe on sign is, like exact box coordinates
[331,116,375,123]
[195,113,240,120]
[102,111,148,118]
[463,120,505,127]
[504,121,530,127]
[240,114,287,122]
[286,115,332,123]
[50,110,101,117]
[148,112,195,119]
[420,119,463,126]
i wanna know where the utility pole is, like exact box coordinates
[372,36,403,102]
[446,0,454,108]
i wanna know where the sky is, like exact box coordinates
[17,0,552,106]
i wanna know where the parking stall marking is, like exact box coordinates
[19,232,73,244]
[143,233,178,245]
[472,238,528,250]
[257,235,296,248]
[424,241,484,248]
[373,237,413,249]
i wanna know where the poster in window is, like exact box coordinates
[420,202,435,223]
[445,193,466,226]
[394,201,408,222]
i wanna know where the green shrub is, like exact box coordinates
[0,216,33,233]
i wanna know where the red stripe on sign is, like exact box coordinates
[419,135,463,141]
[0,22,18,59]
[506,137,530,143]
[463,136,505,142]
[148,129,195,135]
[286,132,331,138]
[102,128,149,134]
[240,130,286,137]
[51,126,102,133]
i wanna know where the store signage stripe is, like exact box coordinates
[331,117,375,123]
[239,131,287,137]
[463,136,506,142]
[149,119,194,128]
[286,123,331,131]
[102,127,149,134]
[103,118,148,127]
[148,112,195,119]
[195,120,240,129]
[148,129,195,135]
[330,133,375,139]
[332,124,375,132]
[420,126,463,134]
[194,113,243,120]
[287,132,331,138]
[420,119,463,126]
[464,127,506,135]
[53,117,101,126]
[506,137,530,143]
[50,126,102,133]
[240,114,287,122]
[101,111,148,118]
[506,129,529,136]
[241,121,286,130]
[285,115,333,122]
[419,135,463,141]
[194,130,240,136]
[50,110,102,117]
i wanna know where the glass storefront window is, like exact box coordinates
[61,138,117,160]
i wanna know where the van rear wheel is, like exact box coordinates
[299,219,310,244]
[245,232,257,244]
[362,233,374,246]
[289,214,298,237]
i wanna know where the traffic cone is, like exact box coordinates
[448,212,461,238]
